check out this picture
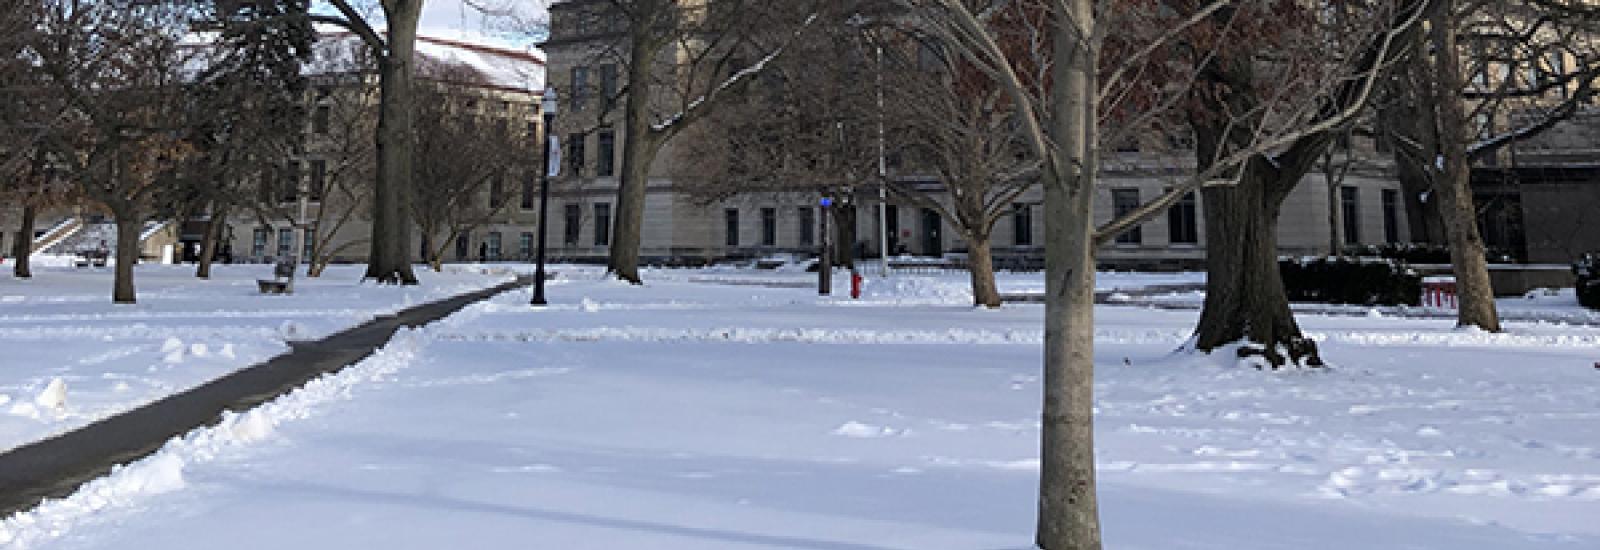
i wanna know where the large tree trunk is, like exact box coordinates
[1426,0,1501,331]
[1193,162,1322,367]
[607,26,668,285]
[832,203,857,269]
[11,203,35,279]
[1036,1,1102,547]
[966,234,1000,308]
[195,205,226,280]
[112,213,139,304]
[364,1,421,285]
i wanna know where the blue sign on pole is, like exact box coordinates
[820,197,833,207]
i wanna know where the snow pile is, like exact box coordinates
[860,276,973,305]
[0,331,427,548]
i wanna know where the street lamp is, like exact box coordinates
[531,86,559,306]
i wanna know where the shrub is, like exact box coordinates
[1346,243,1516,264]
[1576,253,1600,310]
[1279,256,1422,306]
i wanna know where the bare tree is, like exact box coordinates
[314,0,426,284]
[410,65,534,271]
[1383,0,1600,331]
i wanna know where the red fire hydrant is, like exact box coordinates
[850,269,863,299]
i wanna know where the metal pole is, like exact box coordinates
[531,111,555,306]
[876,44,890,277]
[819,198,832,295]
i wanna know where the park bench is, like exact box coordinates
[73,250,108,268]
[257,261,296,295]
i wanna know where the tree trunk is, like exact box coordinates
[1326,174,1342,255]
[195,205,226,279]
[607,27,668,285]
[112,213,140,304]
[364,1,421,285]
[11,203,35,279]
[1193,162,1322,367]
[832,203,857,269]
[1036,1,1102,547]
[1426,0,1501,332]
[966,235,1000,308]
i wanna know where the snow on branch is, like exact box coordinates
[650,12,820,133]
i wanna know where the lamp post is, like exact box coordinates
[819,196,832,295]
[531,86,559,306]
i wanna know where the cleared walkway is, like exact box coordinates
[0,276,532,516]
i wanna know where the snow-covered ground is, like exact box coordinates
[0,262,513,453]
[5,265,1600,549]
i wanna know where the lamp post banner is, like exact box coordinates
[547,136,561,177]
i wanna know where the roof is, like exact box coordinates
[312,31,546,94]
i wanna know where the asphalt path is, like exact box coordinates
[0,276,533,517]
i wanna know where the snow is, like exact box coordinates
[4,265,1599,549]
[0,263,512,453]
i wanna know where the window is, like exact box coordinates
[308,159,326,201]
[593,203,611,246]
[567,133,586,176]
[597,129,615,177]
[724,208,740,247]
[570,66,589,109]
[303,227,316,260]
[1168,191,1198,244]
[456,233,470,260]
[1382,189,1400,244]
[1341,186,1361,245]
[884,205,898,251]
[520,232,534,258]
[564,204,581,246]
[277,228,294,259]
[252,227,269,257]
[798,207,815,247]
[1013,203,1033,246]
[760,207,777,246]
[1112,188,1142,244]
[489,176,505,209]
[487,231,502,260]
[313,105,330,135]
[521,174,536,210]
[280,162,300,203]
[599,64,618,110]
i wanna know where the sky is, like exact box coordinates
[315,0,549,53]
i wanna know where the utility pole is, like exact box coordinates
[876,43,890,277]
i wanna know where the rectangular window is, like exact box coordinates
[519,232,534,258]
[570,66,589,109]
[1382,189,1400,244]
[302,227,316,260]
[1013,203,1033,246]
[252,227,269,257]
[281,162,300,203]
[1341,186,1361,245]
[594,203,611,246]
[597,129,615,177]
[798,207,815,247]
[489,176,505,209]
[760,207,777,246]
[313,105,330,135]
[277,228,294,259]
[1168,191,1198,244]
[884,205,899,251]
[567,133,586,177]
[308,159,326,201]
[456,233,470,260]
[487,231,502,260]
[599,64,618,110]
[1112,188,1142,244]
[564,204,581,246]
[724,208,740,247]
[521,174,536,210]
